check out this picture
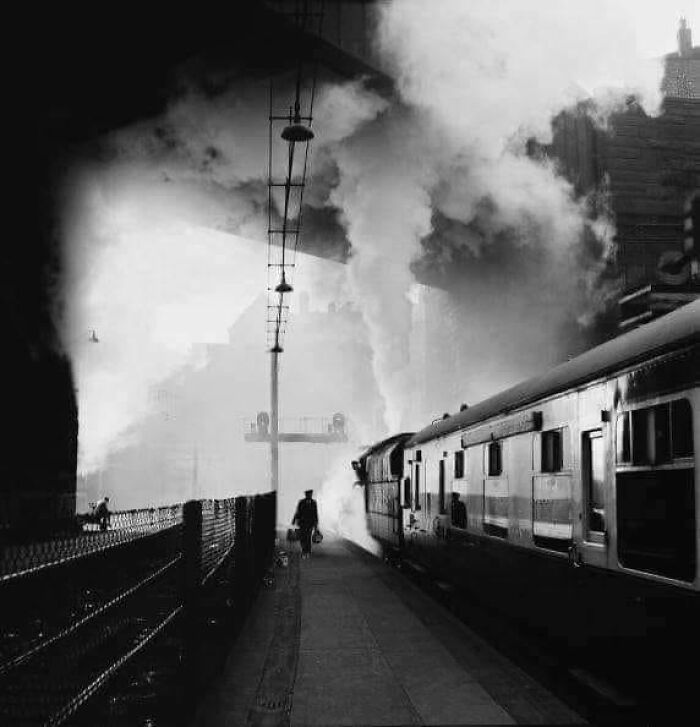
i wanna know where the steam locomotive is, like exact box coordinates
[353,301,699,710]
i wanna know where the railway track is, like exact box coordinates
[0,494,276,727]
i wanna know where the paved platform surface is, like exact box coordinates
[193,538,585,726]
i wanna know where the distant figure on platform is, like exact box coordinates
[94,496,110,531]
[292,489,319,559]
[451,492,466,529]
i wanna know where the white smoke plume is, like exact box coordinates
[315,0,666,432]
[330,109,436,433]
[61,76,389,474]
[61,1,671,485]
[379,0,663,146]
[62,164,267,473]
[317,449,380,556]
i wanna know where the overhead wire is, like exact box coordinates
[266,0,325,352]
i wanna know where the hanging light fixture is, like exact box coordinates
[275,271,293,293]
[281,123,314,143]
[270,343,284,354]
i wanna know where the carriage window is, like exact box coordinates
[414,465,421,510]
[451,492,467,528]
[617,398,695,581]
[616,412,631,463]
[672,399,693,458]
[631,408,650,464]
[542,429,563,472]
[454,450,465,479]
[390,445,404,476]
[487,442,502,476]
[654,404,671,463]
[438,460,446,514]
[617,469,696,582]
[583,430,606,537]
[627,399,693,465]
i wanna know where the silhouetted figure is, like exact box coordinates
[94,496,110,531]
[293,489,319,559]
[451,492,466,529]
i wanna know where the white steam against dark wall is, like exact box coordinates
[320,0,666,432]
[317,448,381,556]
[330,109,436,433]
[62,0,677,508]
[61,78,388,476]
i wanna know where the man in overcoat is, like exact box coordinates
[292,489,319,558]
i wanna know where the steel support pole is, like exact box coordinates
[270,349,280,500]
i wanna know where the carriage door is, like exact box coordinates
[413,450,422,511]
[438,460,446,514]
[581,430,607,565]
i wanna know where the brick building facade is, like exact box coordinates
[547,19,700,330]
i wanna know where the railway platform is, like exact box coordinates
[193,536,584,726]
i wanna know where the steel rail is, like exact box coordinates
[45,605,184,727]
[0,554,182,677]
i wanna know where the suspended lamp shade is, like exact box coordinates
[270,344,284,353]
[275,271,293,293]
[281,124,314,142]
[275,279,293,294]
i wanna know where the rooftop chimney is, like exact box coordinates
[678,17,692,57]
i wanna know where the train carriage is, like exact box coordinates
[352,433,413,555]
[356,300,700,706]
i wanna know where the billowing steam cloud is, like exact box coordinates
[316,0,664,432]
[62,0,666,515]
[62,77,387,473]
[62,165,268,473]
[330,109,436,432]
[379,0,662,148]
[61,80,277,473]
[317,447,380,556]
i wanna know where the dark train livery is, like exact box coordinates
[353,300,699,702]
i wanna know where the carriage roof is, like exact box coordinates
[407,300,700,448]
[356,432,414,463]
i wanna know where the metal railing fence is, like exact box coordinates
[0,492,276,727]
[0,505,183,581]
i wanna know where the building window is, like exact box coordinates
[403,477,411,507]
[541,429,563,472]
[487,442,502,476]
[454,450,465,479]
